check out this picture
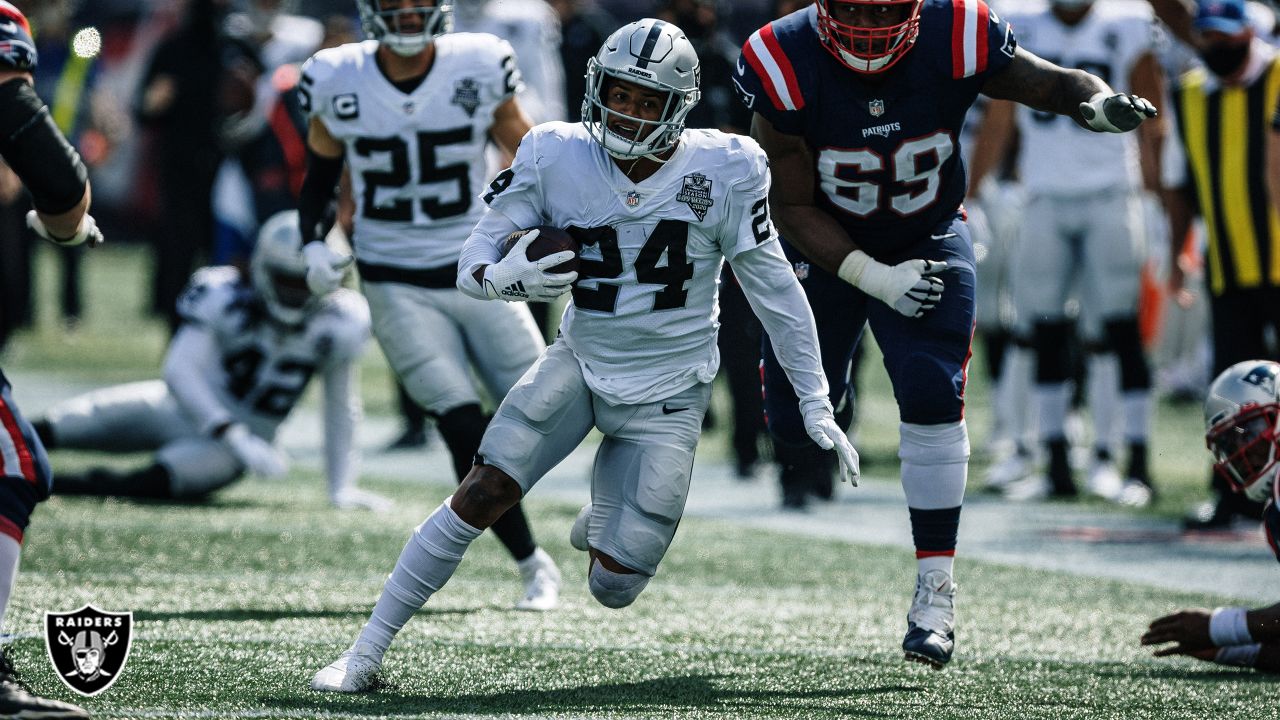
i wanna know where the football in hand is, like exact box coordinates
[502,226,579,274]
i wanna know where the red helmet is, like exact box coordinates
[816,0,924,74]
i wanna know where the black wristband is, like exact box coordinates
[298,147,344,244]
[0,78,87,215]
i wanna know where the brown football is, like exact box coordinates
[501,226,579,274]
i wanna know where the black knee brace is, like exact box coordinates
[1104,318,1151,391]
[1033,320,1074,383]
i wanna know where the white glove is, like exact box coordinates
[799,396,860,486]
[1079,92,1157,133]
[331,487,394,512]
[26,210,104,248]
[222,423,289,478]
[481,229,578,302]
[303,240,353,295]
[838,249,947,318]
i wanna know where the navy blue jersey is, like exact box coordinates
[735,1,1017,258]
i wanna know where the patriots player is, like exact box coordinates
[296,0,563,611]
[34,212,388,511]
[0,2,98,716]
[1141,360,1280,673]
[735,0,1158,668]
[310,18,858,693]
[968,0,1166,507]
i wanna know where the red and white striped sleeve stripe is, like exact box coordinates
[951,0,991,79]
[0,395,36,485]
[742,23,805,112]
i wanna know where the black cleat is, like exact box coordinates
[0,649,91,719]
[903,624,955,670]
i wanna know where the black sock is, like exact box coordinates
[54,464,172,498]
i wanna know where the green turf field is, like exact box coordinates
[2,245,1268,719]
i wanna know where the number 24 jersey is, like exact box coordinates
[484,122,778,405]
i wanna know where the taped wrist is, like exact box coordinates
[1215,643,1262,667]
[0,79,87,215]
[1210,607,1254,647]
[298,147,344,244]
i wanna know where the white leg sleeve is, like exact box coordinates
[357,500,481,657]
[899,421,969,510]
[1086,353,1119,454]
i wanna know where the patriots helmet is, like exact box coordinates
[583,18,701,161]
[252,210,325,326]
[355,0,452,57]
[0,1,36,71]
[1205,360,1280,504]
[816,0,924,74]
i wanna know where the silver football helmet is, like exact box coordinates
[1204,360,1280,504]
[252,210,323,326]
[582,18,701,161]
[356,0,452,57]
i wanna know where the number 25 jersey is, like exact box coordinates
[301,35,521,270]
[484,122,777,405]
[734,1,1016,259]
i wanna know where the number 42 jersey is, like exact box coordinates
[300,35,521,270]
[734,0,1017,258]
[478,122,778,405]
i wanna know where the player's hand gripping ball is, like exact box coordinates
[501,226,580,275]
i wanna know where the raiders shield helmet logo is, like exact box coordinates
[45,605,133,697]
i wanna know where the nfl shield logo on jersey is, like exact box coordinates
[869,99,885,118]
[794,261,810,280]
[626,191,641,207]
[45,605,134,696]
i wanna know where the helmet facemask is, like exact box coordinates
[816,0,923,74]
[1207,403,1280,503]
[251,211,324,326]
[356,0,452,57]
[582,19,701,162]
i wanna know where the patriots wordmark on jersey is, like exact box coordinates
[480,122,778,406]
[734,0,1016,257]
[300,34,522,270]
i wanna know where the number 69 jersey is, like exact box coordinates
[300,35,522,270]
[482,122,777,406]
[175,267,370,436]
[734,0,1017,259]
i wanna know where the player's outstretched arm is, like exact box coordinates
[1141,603,1280,672]
[981,47,1156,133]
[489,96,534,161]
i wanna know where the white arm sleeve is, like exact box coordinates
[456,208,522,300]
[163,326,236,435]
[322,354,361,501]
[729,241,830,403]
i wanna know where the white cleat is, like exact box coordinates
[1003,474,1052,502]
[1117,478,1154,508]
[310,642,383,693]
[1086,460,1124,501]
[984,449,1033,492]
[903,569,957,668]
[569,503,592,552]
[515,547,561,611]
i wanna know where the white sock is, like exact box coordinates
[996,345,1036,445]
[1122,390,1152,445]
[1035,382,1071,440]
[0,534,18,631]
[1087,353,1119,456]
[918,555,954,577]
[356,500,481,658]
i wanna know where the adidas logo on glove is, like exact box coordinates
[501,281,530,299]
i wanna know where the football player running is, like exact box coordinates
[296,0,562,611]
[735,0,1158,668]
[968,0,1166,507]
[35,212,387,511]
[309,18,858,693]
[1140,360,1280,673]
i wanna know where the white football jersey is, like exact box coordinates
[453,0,566,122]
[484,122,777,405]
[1001,0,1159,194]
[175,267,370,431]
[300,35,522,269]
